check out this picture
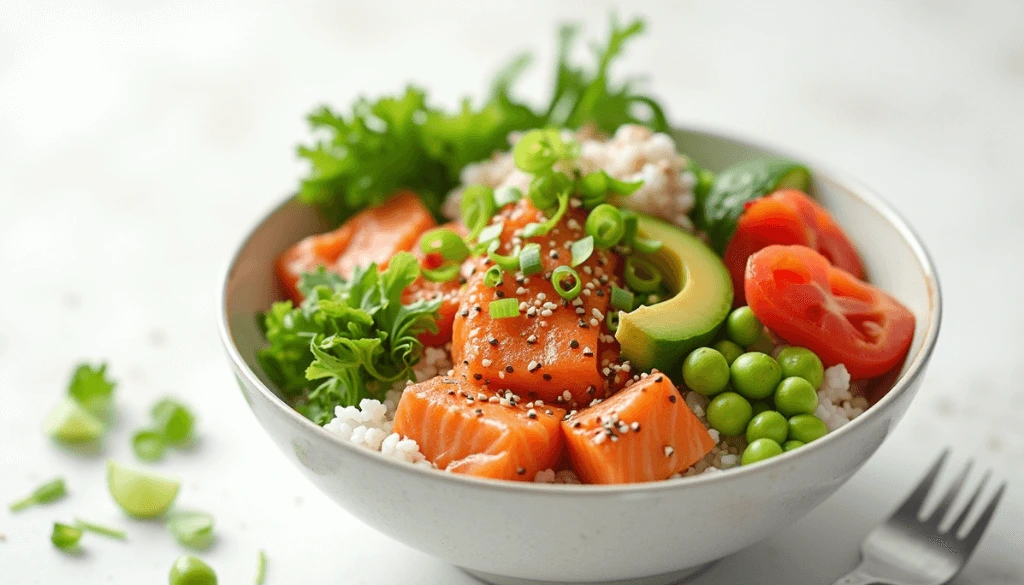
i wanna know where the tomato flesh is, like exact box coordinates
[724,189,865,306]
[744,245,914,379]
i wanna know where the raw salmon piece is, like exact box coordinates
[402,221,469,346]
[392,372,566,481]
[450,200,622,406]
[275,191,436,303]
[562,372,715,484]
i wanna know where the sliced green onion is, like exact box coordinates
[579,171,609,199]
[489,298,521,319]
[488,244,521,271]
[494,186,523,208]
[625,257,663,293]
[585,204,626,248]
[476,221,504,246]
[461,185,497,240]
[419,228,470,263]
[570,236,594,267]
[75,518,127,540]
[421,263,461,283]
[9,478,66,512]
[610,286,635,311]
[518,243,543,276]
[168,510,215,550]
[606,310,621,332]
[255,550,267,585]
[51,522,83,551]
[522,190,570,239]
[483,265,503,288]
[132,429,166,462]
[514,129,559,173]
[528,170,571,210]
[551,266,582,300]
[616,210,662,254]
[607,174,644,195]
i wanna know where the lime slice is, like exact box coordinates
[44,397,105,443]
[107,460,180,519]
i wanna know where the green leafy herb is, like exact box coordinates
[168,511,215,550]
[296,15,664,227]
[67,363,117,421]
[699,158,811,252]
[259,253,441,424]
[75,518,127,540]
[51,522,83,552]
[9,478,67,512]
[254,550,267,585]
[44,363,117,446]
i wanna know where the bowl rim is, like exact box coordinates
[218,122,942,495]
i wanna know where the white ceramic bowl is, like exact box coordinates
[219,127,941,585]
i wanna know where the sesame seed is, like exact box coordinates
[460,309,469,317]
[498,371,506,379]
[583,266,593,275]
[517,467,526,475]
[655,375,663,383]
[562,390,572,401]
[664,446,675,457]
[570,339,580,349]
[589,318,600,327]
[482,359,493,367]
[495,290,505,298]
[587,386,596,395]
[669,394,677,403]
[575,307,586,315]
[573,421,582,428]
[546,410,553,415]
[527,409,537,419]
[489,338,499,346]
[473,373,483,381]
[527,334,538,344]
[631,422,641,431]
[527,307,537,317]
[516,287,527,295]
[527,361,541,372]
[488,396,500,403]
[543,373,552,381]
[549,250,559,259]
[505,365,514,373]
[583,347,594,357]
[540,309,553,317]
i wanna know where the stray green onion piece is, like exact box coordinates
[570,236,594,267]
[488,244,522,272]
[493,185,523,208]
[513,129,578,174]
[51,522,83,552]
[607,174,644,195]
[168,510,216,550]
[551,266,582,301]
[475,221,504,246]
[9,477,67,512]
[170,555,218,585]
[421,262,462,283]
[585,204,626,248]
[132,429,167,462]
[75,518,127,540]
[461,185,497,240]
[522,190,570,238]
[528,170,572,210]
[489,298,521,319]
[419,228,470,263]
[625,256,663,293]
[606,310,621,332]
[483,265,504,288]
[107,460,180,519]
[610,286,635,312]
[254,550,267,585]
[579,171,609,202]
[519,243,543,276]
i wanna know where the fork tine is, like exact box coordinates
[894,449,949,518]
[949,470,991,535]
[927,458,973,527]
[962,481,1006,548]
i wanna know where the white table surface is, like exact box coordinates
[2,1,1023,583]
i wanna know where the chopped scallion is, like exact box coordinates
[489,298,521,319]
[461,185,497,240]
[168,510,215,550]
[625,256,663,293]
[607,174,644,195]
[551,266,582,300]
[475,221,504,246]
[606,310,621,332]
[518,243,543,276]
[9,478,67,512]
[488,244,521,272]
[585,204,626,248]
[483,265,503,288]
[494,185,523,208]
[132,429,167,462]
[51,522,83,552]
[421,262,462,283]
[522,190,570,238]
[255,550,267,585]
[570,236,594,267]
[419,228,470,263]
[610,286,634,311]
[75,518,127,540]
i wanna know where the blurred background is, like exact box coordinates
[1,1,1022,583]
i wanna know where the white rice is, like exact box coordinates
[443,124,697,231]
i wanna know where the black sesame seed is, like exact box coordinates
[543,373,552,381]
[569,339,579,349]
[595,289,604,297]
[573,421,582,428]
[489,338,499,346]
[460,309,469,317]
[474,306,482,313]
[447,390,455,395]
[495,290,505,298]
[578,320,589,329]
[473,373,483,381]
[655,375,664,383]
[669,394,677,403]
[517,467,526,475]
[505,365,514,373]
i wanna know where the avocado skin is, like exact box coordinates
[615,215,733,375]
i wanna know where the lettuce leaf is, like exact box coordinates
[257,253,441,424]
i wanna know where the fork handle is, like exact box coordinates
[830,567,887,585]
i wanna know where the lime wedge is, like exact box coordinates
[107,460,180,519]
[44,397,105,443]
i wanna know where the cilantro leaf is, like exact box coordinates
[68,363,116,422]
[258,252,441,424]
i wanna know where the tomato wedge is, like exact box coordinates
[745,245,914,379]
[724,189,864,306]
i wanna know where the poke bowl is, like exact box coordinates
[218,19,940,585]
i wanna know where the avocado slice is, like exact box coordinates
[615,215,733,374]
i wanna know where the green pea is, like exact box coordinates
[746,411,788,444]
[729,352,781,400]
[682,348,730,396]
[706,392,753,437]
[788,414,828,443]
[741,438,783,465]
[169,555,217,585]
[774,377,820,417]
[783,440,805,452]
[776,347,825,389]
[750,400,773,416]
[726,306,763,346]
[712,340,744,365]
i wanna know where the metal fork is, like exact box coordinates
[831,450,1007,585]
